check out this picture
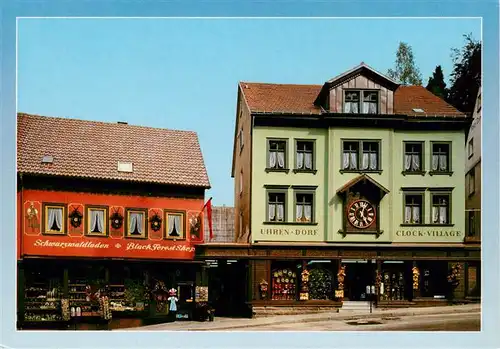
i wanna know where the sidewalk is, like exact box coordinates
[116,303,480,331]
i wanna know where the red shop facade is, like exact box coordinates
[17,113,212,330]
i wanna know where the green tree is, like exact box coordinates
[387,42,423,85]
[446,34,481,114]
[426,65,448,99]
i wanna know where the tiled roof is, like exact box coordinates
[240,82,465,117]
[17,113,211,188]
[240,82,322,114]
[393,85,465,117]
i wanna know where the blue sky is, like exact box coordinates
[17,18,480,206]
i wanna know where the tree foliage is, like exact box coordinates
[446,34,481,114]
[426,65,448,99]
[387,42,423,85]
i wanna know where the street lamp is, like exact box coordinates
[366,285,375,313]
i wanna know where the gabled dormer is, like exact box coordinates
[314,62,400,114]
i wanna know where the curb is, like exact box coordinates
[186,305,480,331]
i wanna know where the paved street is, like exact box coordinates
[117,304,480,332]
[236,312,480,331]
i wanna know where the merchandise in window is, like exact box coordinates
[271,267,297,301]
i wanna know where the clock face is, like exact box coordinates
[347,199,376,229]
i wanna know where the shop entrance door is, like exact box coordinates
[343,260,375,301]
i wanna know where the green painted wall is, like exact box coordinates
[252,126,465,244]
[328,128,392,242]
[251,127,328,242]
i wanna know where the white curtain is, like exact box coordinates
[361,153,369,170]
[439,207,447,224]
[363,102,377,114]
[91,210,104,233]
[369,153,377,170]
[136,213,143,234]
[174,215,181,235]
[344,103,351,113]
[304,204,312,222]
[128,213,137,234]
[277,151,285,168]
[432,155,439,171]
[412,154,420,171]
[168,215,175,235]
[439,155,448,171]
[351,103,359,113]
[412,207,420,223]
[269,152,277,168]
[342,153,350,169]
[432,207,439,224]
[304,153,312,169]
[269,205,276,221]
[277,204,284,221]
[297,152,304,169]
[50,208,63,231]
[349,153,357,169]
[48,208,56,230]
[404,155,412,171]
[404,207,412,223]
[296,204,303,222]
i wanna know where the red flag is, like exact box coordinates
[206,198,213,240]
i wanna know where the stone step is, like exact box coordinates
[252,306,338,318]
[340,301,372,312]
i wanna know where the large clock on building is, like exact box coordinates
[347,199,376,229]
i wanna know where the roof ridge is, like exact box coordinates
[17,112,197,135]
[239,81,322,87]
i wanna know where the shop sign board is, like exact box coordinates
[22,234,196,260]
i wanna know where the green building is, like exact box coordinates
[200,63,479,316]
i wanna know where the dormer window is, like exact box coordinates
[344,91,360,113]
[344,90,379,114]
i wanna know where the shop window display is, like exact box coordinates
[271,265,298,301]
[24,267,64,323]
[379,263,407,301]
[307,266,333,300]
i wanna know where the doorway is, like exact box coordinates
[343,260,375,301]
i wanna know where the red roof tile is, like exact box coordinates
[240,82,465,117]
[17,113,211,188]
[394,85,465,116]
[240,82,322,114]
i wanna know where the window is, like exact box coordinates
[239,171,243,195]
[431,143,451,173]
[342,140,380,171]
[126,209,147,238]
[467,210,477,237]
[403,193,423,224]
[43,203,66,235]
[431,193,451,225]
[239,212,243,236]
[86,206,108,236]
[165,211,185,239]
[468,139,474,158]
[295,192,314,223]
[344,90,379,114]
[267,192,286,222]
[362,91,378,114]
[344,91,359,113]
[267,139,287,170]
[271,263,298,301]
[296,140,314,171]
[468,168,475,195]
[239,129,244,151]
[404,142,424,173]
